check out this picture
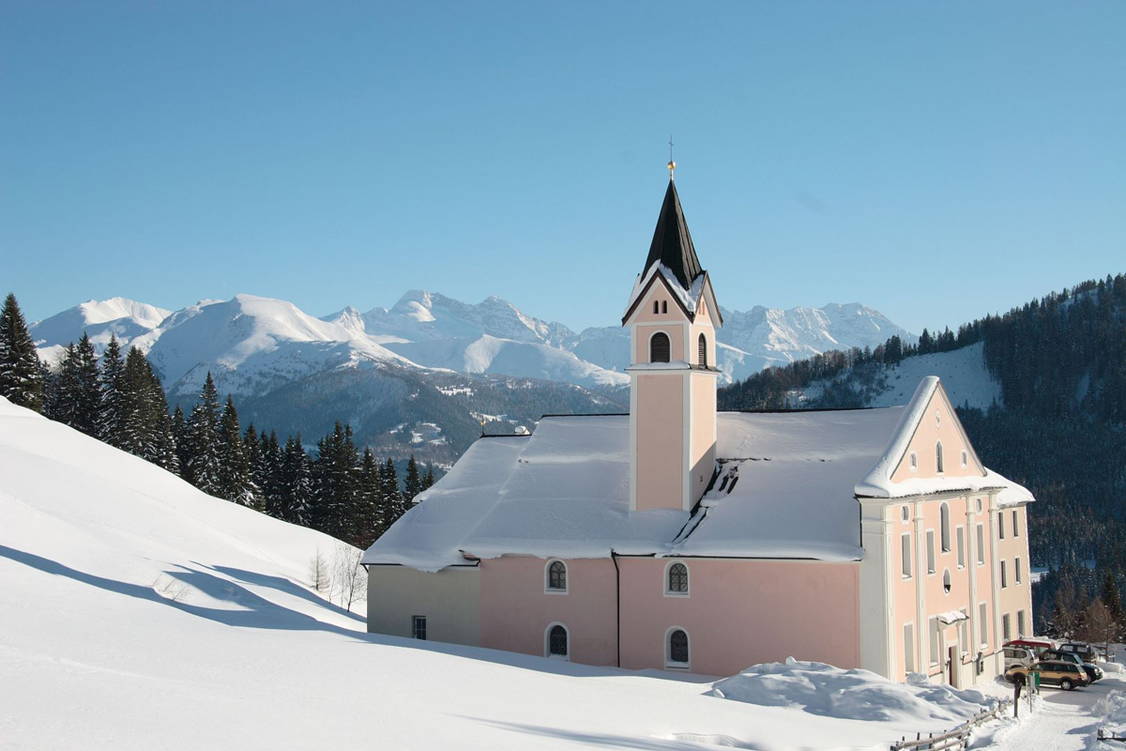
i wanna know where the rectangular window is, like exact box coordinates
[959,611,969,652]
[901,534,912,578]
[411,615,427,640]
[1002,613,1011,641]
[929,617,940,665]
[904,623,915,674]
[1015,558,1022,584]
[979,602,989,646]
[927,530,936,574]
[1013,510,1019,537]
[999,514,1005,540]
[1018,610,1027,637]
[1001,560,1008,588]
[976,524,985,565]
[956,527,965,568]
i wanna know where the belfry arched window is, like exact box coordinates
[650,332,670,363]
[698,334,708,368]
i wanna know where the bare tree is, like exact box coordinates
[332,543,367,612]
[310,549,329,593]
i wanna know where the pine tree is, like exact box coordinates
[186,373,223,495]
[423,463,436,490]
[0,293,45,412]
[172,405,190,475]
[44,342,79,424]
[403,455,424,504]
[97,335,126,445]
[380,458,406,529]
[311,422,358,538]
[142,356,178,473]
[353,448,383,548]
[216,396,258,507]
[277,434,312,524]
[68,333,101,435]
[118,347,154,457]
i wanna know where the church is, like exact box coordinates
[362,174,1034,686]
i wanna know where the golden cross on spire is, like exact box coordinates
[667,136,676,180]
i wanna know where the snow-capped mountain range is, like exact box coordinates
[31,290,910,393]
[28,292,910,460]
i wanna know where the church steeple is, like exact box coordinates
[624,176,722,514]
[641,180,703,290]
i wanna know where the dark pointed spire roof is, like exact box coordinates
[642,180,703,290]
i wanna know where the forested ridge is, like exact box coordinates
[719,274,1126,634]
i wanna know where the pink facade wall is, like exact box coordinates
[478,557,618,666]
[619,558,860,676]
[478,555,860,677]
[891,388,984,483]
[689,373,717,501]
[634,373,686,511]
[997,505,1033,640]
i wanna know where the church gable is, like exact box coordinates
[889,383,985,483]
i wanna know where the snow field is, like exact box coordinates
[2,396,1002,750]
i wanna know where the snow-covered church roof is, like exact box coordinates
[362,378,1033,572]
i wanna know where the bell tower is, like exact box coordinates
[622,175,722,512]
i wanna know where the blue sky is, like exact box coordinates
[2,1,1123,334]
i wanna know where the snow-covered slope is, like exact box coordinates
[0,396,997,750]
[799,342,1002,410]
[31,297,171,364]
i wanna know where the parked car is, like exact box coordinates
[1059,642,1100,662]
[1003,646,1036,670]
[1040,649,1103,682]
[1006,660,1089,690]
[1004,637,1057,656]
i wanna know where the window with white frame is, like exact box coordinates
[929,617,940,665]
[942,569,952,594]
[649,332,671,363]
[901,534,912,578]
[546,560,567,592]
[979,602,989,646]
[961,450,968,467]
[1018,610,1027,637]
[1002,613,1011,641]
[667,628,689,667]
[999,513,1005,539]
[904,623,915,674]
[940,503,951,552]
[902,505,910,521]
[666,562,689,595]
[1015,558,1022,584]
[976,524,985,565]
[936,442,944,473]
[1001,560,1008,588]
[926,530,936,574]
[956,526,965,568]
[1013,510,1019,537]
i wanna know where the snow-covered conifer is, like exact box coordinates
[0,293,45,412]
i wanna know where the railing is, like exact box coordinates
[890,699,1014,751]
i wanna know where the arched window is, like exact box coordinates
[650,332,670,363]
[936,442,944,474]
[667,562,688,595]
[667,628,689,666]
[698,334,707,368]
[546,560,567,592]
[653,300,659,314]
[942,569,952,594]
[661,300,668,314]
[940,503,950,552]
[547,624,569,658]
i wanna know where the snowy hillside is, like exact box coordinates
[799,342,1002,410]
[0,395,999,750]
